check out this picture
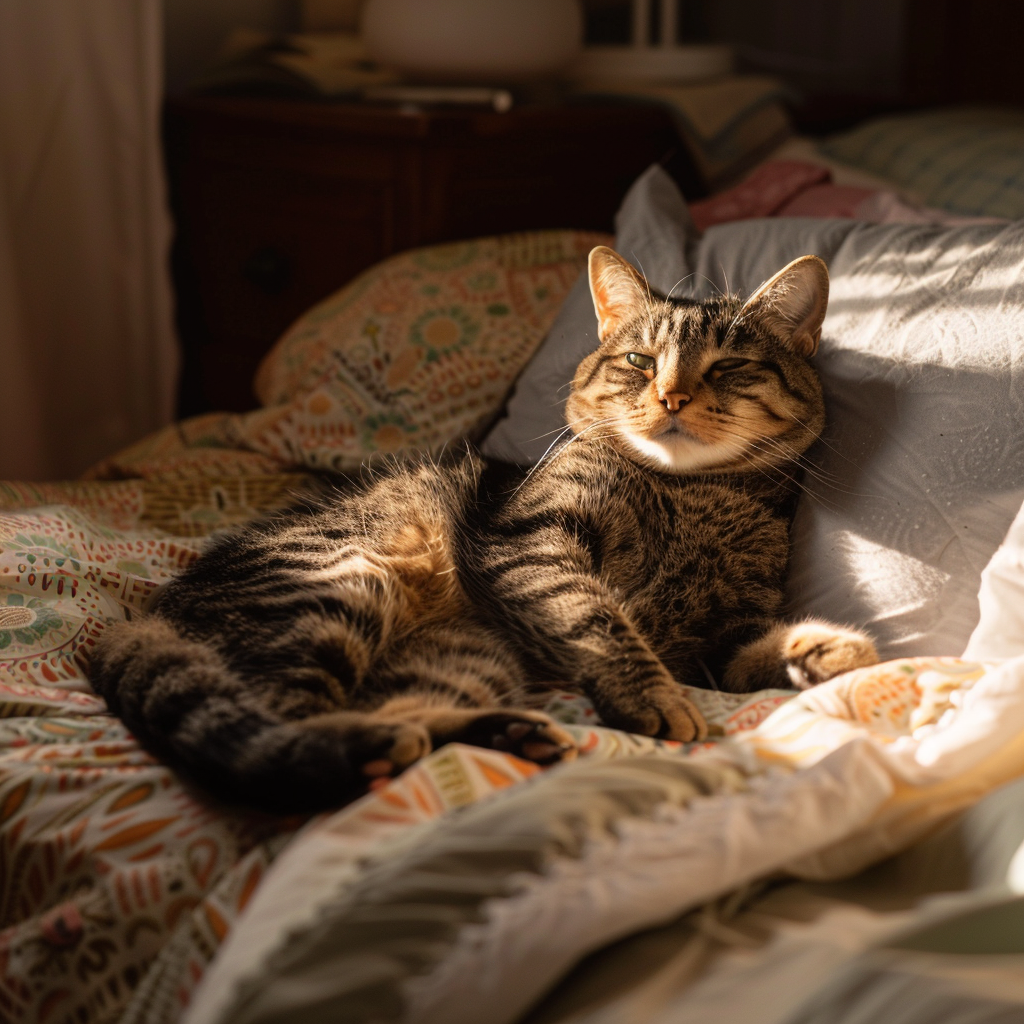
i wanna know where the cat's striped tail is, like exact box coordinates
[88,617,427,813]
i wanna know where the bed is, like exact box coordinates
[4,106,1024,1024]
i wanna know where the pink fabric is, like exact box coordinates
[776,183,876,218]
[690,159,1008,232]
[689,160,830,231]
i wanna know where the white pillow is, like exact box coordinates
[964,501,1024,661]
[483,167,1024,661]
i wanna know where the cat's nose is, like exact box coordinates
[659,390,691,412]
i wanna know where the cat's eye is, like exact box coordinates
[626,352,656,371]
[710,358,751,373]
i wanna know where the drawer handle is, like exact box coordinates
[242,247,292,294]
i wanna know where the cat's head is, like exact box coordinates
[565,246,828,475]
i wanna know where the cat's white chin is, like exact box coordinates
[624,431,745,473]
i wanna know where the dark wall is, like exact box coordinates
[698,0,906,100]
[902,0,1024,108]
[584,0,1024,111]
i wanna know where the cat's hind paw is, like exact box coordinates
[456,710,578,766]
[598,683,708,743]
[376,705,577,767]
[493,715,578,765]
[354,720,432,790]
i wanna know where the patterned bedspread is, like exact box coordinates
[0,477,794,1024]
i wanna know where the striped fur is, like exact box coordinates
[89,248,876,813]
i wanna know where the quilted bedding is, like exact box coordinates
[0,478,792,1024]
[182,654,1024,1024]
[5,479,1023,1023]
[1,228,618,1023]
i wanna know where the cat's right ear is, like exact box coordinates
[589,247,649,342]
[740,255,829,356]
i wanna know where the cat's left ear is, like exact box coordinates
[740,255,829,356]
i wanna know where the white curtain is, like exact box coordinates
[0,0,178,480]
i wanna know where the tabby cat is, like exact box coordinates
[90,247,876,813]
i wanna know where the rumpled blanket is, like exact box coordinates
[0,490,786,1024]
[4,492,1023,1024]
[688,159,1008,232]
[4,216,1021,1022]
[182,655,1024,1024]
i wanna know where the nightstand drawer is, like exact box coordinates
[190,166,396,343]
[196,333,273,415]
[166,96,689,415]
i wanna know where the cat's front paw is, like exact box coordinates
[598,684,707,743]
[781,620,878,689]
[782,622,878,689]
[356,720,433,790]
[724,619,878,693]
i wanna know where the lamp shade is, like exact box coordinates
[362,0,583,83]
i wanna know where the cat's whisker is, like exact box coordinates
[508,416,624,497]
[694,271,725,299]
[526,410,610,443]
[696,657,721,692]
[666,273,696,302]
[745,436,883,502]
[525,423,578,444]
[735,447,841,513]
[787,413,863,469]
[740,440,867,513]
[788,456,865,493]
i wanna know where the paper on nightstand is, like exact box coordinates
[192,30,398,98]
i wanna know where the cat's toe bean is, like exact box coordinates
[385,722,432,767]
[464,712,577,765]
[521,740,564,762]
[355,721,432,788]
[507,718,577,765]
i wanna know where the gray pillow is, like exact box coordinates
[482,167,1024,661]
[482,165,691,465]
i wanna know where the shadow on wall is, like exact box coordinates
[164,0,299,94]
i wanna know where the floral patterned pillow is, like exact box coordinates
[88,230,607,481]
[240,230,608,471]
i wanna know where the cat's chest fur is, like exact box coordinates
[494,443,794,663]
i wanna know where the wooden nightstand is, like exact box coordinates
[164,95,697,415]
